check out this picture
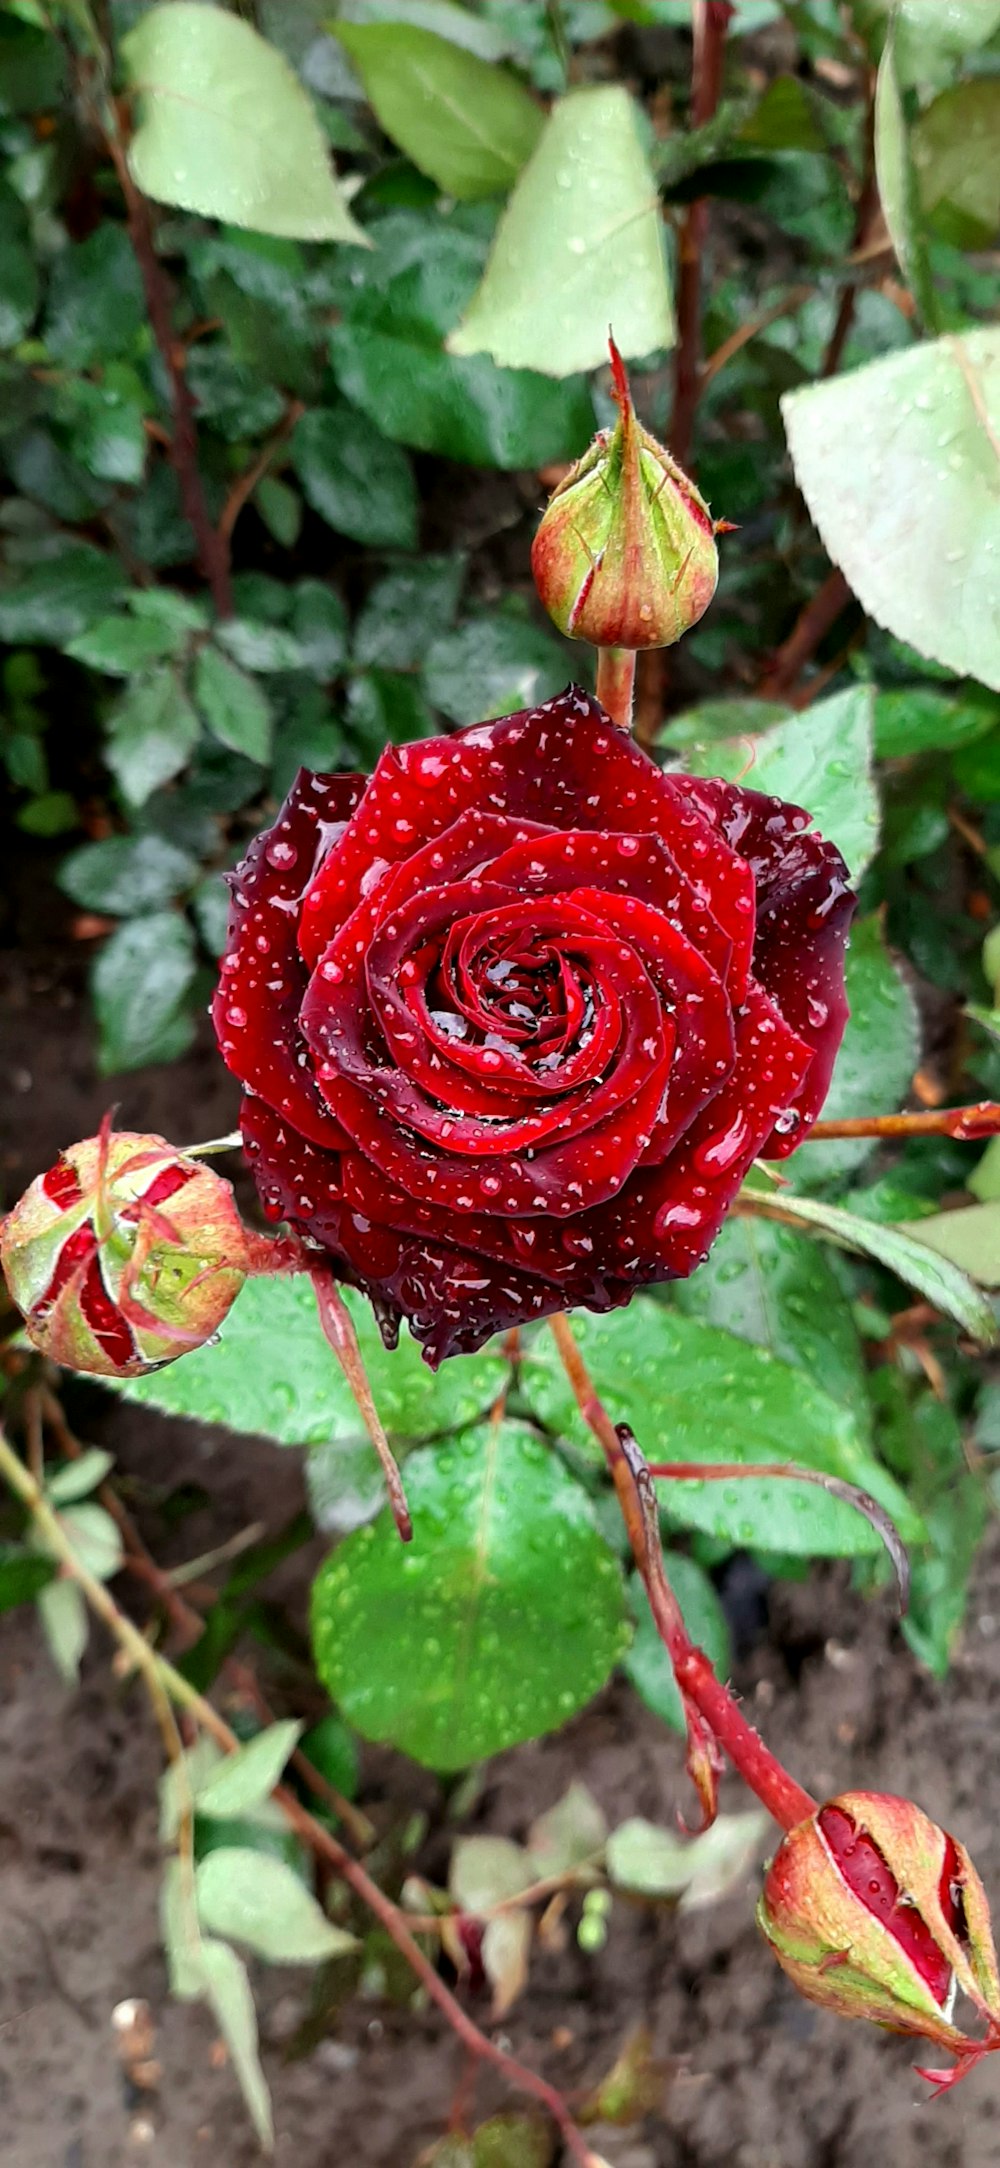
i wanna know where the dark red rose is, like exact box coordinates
[213,688,854,1364]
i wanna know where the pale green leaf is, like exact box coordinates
[105,670,199,807]
[903,1203,1000,1288]
[782,329,1000,692]
[874,25,935,325]
[449,1836,532,1912]
[334,23,542,200]
[447,85,674,376]
[46,1448,114,1504]
[108,1275,504,1447]
[199,1937,273,2149]
[59,1503,124,1582]
[526,1781,607,1876]
[196,1722,303,1820]
[37,1578,88,1684]
[680,685,879,879]
[196,1847,358,1963]
[606,1811,767,1906]
[741,1192,998,1345]
[312,1422,629,1770]
[92,911,197,1074]
[122,2,369,244]
[161,1857,209,2000]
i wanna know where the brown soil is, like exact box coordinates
[3,948,1000,2168]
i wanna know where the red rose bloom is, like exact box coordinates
[213,689,854,1364]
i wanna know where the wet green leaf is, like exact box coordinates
[782,328,1000,691]
[195,645,273,765]
[742,1192,998,1346]
[105,670,200,806]
[312,1423,629,1769]
[58,833,197,916]
[673,1214,870,1433]
[681,685,878,879]
[789,914,920,1188]
[122,2,369,243]
[292,403,418,547]
[448,85,674,375]
[334,23,542,199]
[525,1304,921,1555]
[108,1274,505,1446]
[0,1543,56,1613]
[422,612,571,725]
[354,555,466,670]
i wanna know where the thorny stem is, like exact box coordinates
[0,1426,594,2165]
[808,1102,1000,1143]
[595,646,637,732]
[548,1315,816,1835]
[669,0,734,468]
[311,1268,413,1542]
[102,123,233,618]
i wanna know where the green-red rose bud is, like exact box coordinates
[1,1127,249,1378]
[531,338,720,651]
[757,1791,1000,2084]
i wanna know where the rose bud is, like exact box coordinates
[757,1791,1000,2080]
[531,337,720,651]
[1,1127,249,1378]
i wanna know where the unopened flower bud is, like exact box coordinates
[1,1126,249,1378]
[758,1791,1000,2083]
[531,337,720,651]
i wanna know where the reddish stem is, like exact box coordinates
[548,1315,815,1835]
[311,1268,412,1542]
[595,646,637,731]
[758,567,853,702]
[669,0,734,468]
[105,125,233,618]
[808,1102,1000,1143]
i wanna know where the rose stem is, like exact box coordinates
[0,1428,594,2167]
[807,1102,1000,1142]
[757,565,853,702]
[645,1460,908,1610]
[669,0,734,468]
[311,1268,413,1542]
[595,645,637,731]
[548,1313,816,1833]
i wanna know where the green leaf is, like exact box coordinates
[56,1501,124,1582]
[851,0,1000,89]
[0,1543,56,1613]
[902,1202,1000,1288]
[44,225,146,369]
[447,84,674,375]
[92,910,197,1073]
[346,668,436,754]
[606,1811,766,1906]
[334,23,542,200]
[195,1721,303,1819]
[108,1274,504,1446]
[623,1556,730,1735]
[196,1847,357,1962]
[58,834,197,916]
[876,1377,985,1676]
[312,1422,629,1770]
[290,581,349,678]
[122,1,369,244]
[292,403,418,547]
[782,328,1000,692]
[422,612,572,726]
[191,874,230,957]
[672,1214,870,1435]
[199,1938,273,2150]
[214,619,304,674]
[680,685,879,879]
[741,1192,999,1346]
[0,225,37,349]
[194,645,273,766]
[788,914,920,1188]
[299,1714,359,1801]
[354,555,466,669]
[524,1304,920,1556]
[306,1430,392,1533]
[873,683,1000,759]
[254,475,302,549]
[326,209,597,467]
[46,1448,114,1504]
[106,670,200,806]
[17,791,78,838]
[874,25,936,327]
[66,612,185,677]
[0,544,125,644]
